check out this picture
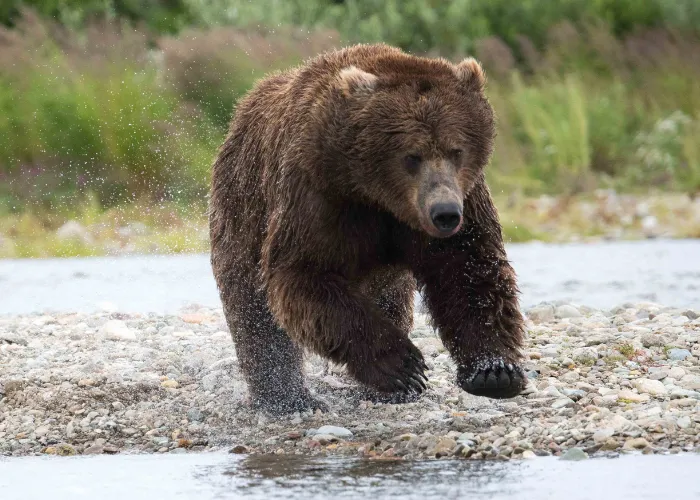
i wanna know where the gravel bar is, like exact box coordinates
[1,302,699,460]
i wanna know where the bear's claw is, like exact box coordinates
[351,337,428,396]
[457,358,526,399]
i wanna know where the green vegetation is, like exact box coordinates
[1,1,700,257]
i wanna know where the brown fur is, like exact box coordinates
[209,44,525,413]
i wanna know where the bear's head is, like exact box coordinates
[327,56,494,238]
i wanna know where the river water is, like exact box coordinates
[1,452,700,500]
[1,239,700,499]
[1,239,699,315]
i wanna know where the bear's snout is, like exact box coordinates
[429,202,462,235]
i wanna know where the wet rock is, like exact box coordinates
[560,448,588,461]
[623,438,651,450]
[83,444,104,455]
[44,443,77,456]
[229,445,249,454]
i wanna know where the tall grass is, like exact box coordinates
[1,8,700,225]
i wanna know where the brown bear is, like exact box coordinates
[209,43,525,414]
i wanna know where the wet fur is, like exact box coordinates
[209,44,524,412]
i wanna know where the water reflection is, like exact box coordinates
[203,455,525,499]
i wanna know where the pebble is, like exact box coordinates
[100,320,136,341]
[527,304,555,323]
[555,305,582,319]
[560,448,588,461]
[314,426,353,439]
[633,379,667,396]
[623,438,651,450]
[668,349,692,361]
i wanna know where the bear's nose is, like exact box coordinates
[430,202,462,234]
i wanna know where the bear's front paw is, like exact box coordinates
[457,359,526,399]
[348,337,428,396]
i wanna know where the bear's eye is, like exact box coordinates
[449,149,463,161]
[404,154,422,174]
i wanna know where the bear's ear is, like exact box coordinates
[337,66,378,97]
[454,57,486,91]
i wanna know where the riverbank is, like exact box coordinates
[1,302,699,459]
[2,191,699,258]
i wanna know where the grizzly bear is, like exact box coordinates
[209,43,525,414]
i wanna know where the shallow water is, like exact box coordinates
[1,239,699,315]
[1,452,699,500]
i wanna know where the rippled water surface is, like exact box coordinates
[1,453,700,500]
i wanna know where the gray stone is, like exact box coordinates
[100,320,136,341]
[560,447,588,461]
[551,398,575,409]
[572,347,599,364]
[677,416,692,429]
[633,379,667,396]
[527,304,555,323]
[593,428,615,444]
[668,349,692,361]
[555,305,582,319]
[314,425,353,439]
[187,408,205,422]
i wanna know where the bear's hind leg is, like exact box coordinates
[224,287,326,414]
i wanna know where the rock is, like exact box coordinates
[641,333,666,348]
[83,444,104,455]
[34,426,50,437]
[313,434,338,445]
[667,349,692,361]
[0,333,28,346]
[555,305,582,319]
[429,437,457,457]
[633,379,667,396]
[161,380,179,389]
[679,375,700,391]
[669,367,686,380]
[682,310,699,320]
[677,416,692,429]
[527,304,555,323]
[100,320,136,341]
[618,389,650,403]
[45,443,77,456]
[551,398,574,409]
[314,426,353,439]
[623,438,651,450]
[561,388,585,401]
[593,429,615,444]
[229,445,249,454]
[560,371,579,383]
[560,448,588,461]
[670,388,700,400]
[56,221,93,244]
[572,347,598,364]
[187,408,205,422]
[601,439,621,451]
[521,450,537,459]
